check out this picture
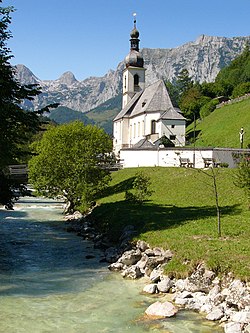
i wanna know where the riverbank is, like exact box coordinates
[65,211,250,333]
[64,166,249,332]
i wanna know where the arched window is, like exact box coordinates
[151,120,156,134]
[134,74,139,86]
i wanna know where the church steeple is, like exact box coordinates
[125,13,144,68]
[130,14,140,51]
[122,14,146,108]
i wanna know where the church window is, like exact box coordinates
[151,120,156,134]
[134,74,139,86]
[171,124,175,128]
[170,134,176,140]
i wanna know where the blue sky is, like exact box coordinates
[3,0,250,81]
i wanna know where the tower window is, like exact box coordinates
[170,135,176,140]
[134,74,139,86]
[151,120,156,134]
[171,124,175,128]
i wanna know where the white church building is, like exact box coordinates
[113,17,248,169]
[113,17,186,156]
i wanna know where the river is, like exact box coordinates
[0,197,223,332]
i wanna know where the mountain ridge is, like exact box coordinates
[15,34,250,115]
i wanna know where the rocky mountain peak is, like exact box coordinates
[14,64,40,85]
[58,71,78,85]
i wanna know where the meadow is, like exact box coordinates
[92,167,250,280]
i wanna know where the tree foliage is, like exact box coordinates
[28,121,113,212]
[234,156,250,209]
[215,45,250,97]
[0,2,58,208]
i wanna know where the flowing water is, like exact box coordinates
[0,197,223,333]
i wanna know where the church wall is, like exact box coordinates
[122,67,145,107]
[120,148,248,168]
[160,119,186,146]
[113,118,130,154]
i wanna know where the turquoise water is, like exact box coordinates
[0,197,223,332]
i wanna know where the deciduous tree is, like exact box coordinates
[28,121,113,212]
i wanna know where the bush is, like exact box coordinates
[200,99,219,119]
[231,82,250,99]
[125,172,153,204]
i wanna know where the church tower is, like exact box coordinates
[122,14,146,108]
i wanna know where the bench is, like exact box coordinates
[202,158,221,168]
[179,157,193,168]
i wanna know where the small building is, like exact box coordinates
[113,17,186,156]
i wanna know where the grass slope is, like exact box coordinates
[49,106,94,125]
[93,167,250,280]
[186,98,250,148]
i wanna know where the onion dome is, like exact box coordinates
[124,14,144,68]
[130,27,139,39]
[125,50,144,68]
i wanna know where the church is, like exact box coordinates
[113,16,186,157]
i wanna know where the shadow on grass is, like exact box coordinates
[96,177,136,199]
[91,200,242,242]
[186,129,202,142]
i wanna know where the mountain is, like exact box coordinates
[49,106,94,125]
[15,35,250,122]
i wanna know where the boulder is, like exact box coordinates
[121,265,143,279]
[118,249,142,266]
[145,301,178,318]
[108,262,124,271]
[245,324,250,333]
[143,284,157,294]
[231,311,250,324]
[150,267,163,283]
[206,307,224,321]
[224,322,242,333]
[137,240,149,252]
[157,276,172,293]
[136,254,149,271]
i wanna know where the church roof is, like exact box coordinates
[113,91,143,121]
[114,79,186,122]
[160,107,186,121]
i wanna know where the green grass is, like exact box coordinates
[92,167,250,280]
[186,97,250,148]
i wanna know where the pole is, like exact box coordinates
[193,113,196,168]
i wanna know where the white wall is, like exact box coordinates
[160,120,186,146]
[121,148,215,168]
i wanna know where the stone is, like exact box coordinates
[136,254,149,270]
[150,267,163,283]
[118,249,142,266]
[105,247,119,263]
[157,277,172,293]
[108,262,124,271]
[121,265,143,279]
[143,284,157,294]
[174,279,186,292]
[245,324,250,333]
[137,240,149,252]
[206,307,224,321]
[145,301,178,318]
[224,322,242,333]
[231,311,250,324]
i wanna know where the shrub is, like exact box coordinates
[200,99,219,119]
[231,82,250,99]
[125,172,153,204]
